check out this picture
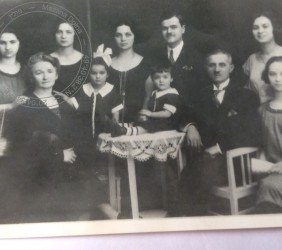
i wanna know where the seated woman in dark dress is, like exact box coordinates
[2,53,106,222]
[5,53,76,172]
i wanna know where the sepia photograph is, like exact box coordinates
[0,0,282,239]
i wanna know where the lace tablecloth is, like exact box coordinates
[97,130,186,162]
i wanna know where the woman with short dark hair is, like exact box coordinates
[107,18,153,124]
[243,11,282,103]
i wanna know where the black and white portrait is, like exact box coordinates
[0,0,282,238]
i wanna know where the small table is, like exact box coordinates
[97,130,186,219]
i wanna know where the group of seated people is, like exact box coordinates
[1,8,282,220]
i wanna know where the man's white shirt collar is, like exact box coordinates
[213,78,230,91]
[167,40,184,62]
[213,78,230,104]
[83,82,114,97]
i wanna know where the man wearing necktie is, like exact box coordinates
[152,10,207,112]
[179,49,261,215]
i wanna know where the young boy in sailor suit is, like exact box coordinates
[112,62,181,136]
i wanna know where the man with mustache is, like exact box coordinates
[179,49,261,215]
[158,10,206,109]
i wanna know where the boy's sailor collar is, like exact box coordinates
[83,82,114,97]
[152,87,179,99]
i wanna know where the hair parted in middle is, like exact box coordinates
[261,56,282,84]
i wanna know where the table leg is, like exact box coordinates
[159,161,168,209]
[108,154,117,210]
[127,155,139,219]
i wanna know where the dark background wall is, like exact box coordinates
[0,0,282,68]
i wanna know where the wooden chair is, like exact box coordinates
[0,104,12,157]
[210,147,259,215]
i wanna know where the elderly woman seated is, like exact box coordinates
[1,53,106,222]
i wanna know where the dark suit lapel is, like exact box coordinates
[174,47,185,67]
[217,81,237,119]
[174,43,194,69]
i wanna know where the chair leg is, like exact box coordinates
[230,196,239,215]
[176,148,184,180]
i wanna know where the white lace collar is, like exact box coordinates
[83,82,114,97]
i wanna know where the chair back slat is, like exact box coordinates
[240,155,247,186]
[228,147,258,158]
[246,154,252,184]
[227,151,237,190]
[212,147,259,215]
[0,106,6,139]
[227,147,259,189]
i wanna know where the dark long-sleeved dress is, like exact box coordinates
[4,92,76,177]
[108,58,151,123]
[2,92,107,222]
[73,82,123,167]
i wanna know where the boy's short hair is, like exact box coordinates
[92,57,109,71]
[262,56,282,84]
[150,61,172,78]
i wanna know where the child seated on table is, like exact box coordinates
[112,61,181,137]
[57,45,123,168]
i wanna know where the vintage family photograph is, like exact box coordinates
[0,0,282,238]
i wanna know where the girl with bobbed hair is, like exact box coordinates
[243,11,282,104]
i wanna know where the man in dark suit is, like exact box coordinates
[179,49,261,215]
[157,10,206,109]
[152,10,207,149]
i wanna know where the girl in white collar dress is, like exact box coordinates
[67,47,123,168]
